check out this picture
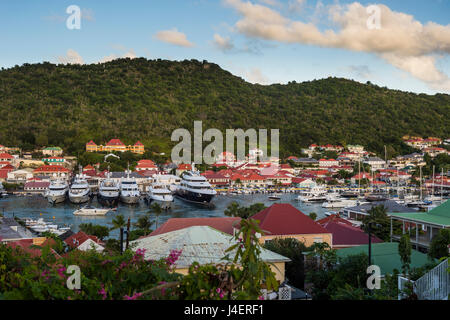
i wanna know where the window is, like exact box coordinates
[313,237,323,244]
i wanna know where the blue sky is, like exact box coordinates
[0,0,449,94]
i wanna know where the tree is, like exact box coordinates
[110,214,127,231]
[428,229,450,260]
[309,212,317,221]
[399,234,412,275]
[133,215,154,234]
[361,205,399,241]
[264,238,308,289]
[79,223,110,240]
[224,202,266,219]
[149,202,163,229]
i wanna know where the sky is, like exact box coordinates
[0,0,449,94]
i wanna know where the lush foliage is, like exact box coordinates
[264,238,308,289]
[224,202,266,219]
[361,205,401,241]
[0,59,448,158]
[428,229,450,260]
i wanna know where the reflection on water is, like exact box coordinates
[0,194,330,238]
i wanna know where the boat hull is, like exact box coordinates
[98,193,119,207]
[175,190,214,204]
[48,194,66,204]
[120,195,140,204]
[69,194,90,204]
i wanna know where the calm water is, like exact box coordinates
[0,194,329,238]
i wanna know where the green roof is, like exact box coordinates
[336,242,434,275]
[43,147,62,150]
[391,200,450,227]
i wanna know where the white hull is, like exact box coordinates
[48,194,66,204]
[69,193,90,204]
[120,195,140,204]
[73,208,109,216]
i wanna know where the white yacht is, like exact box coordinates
[73,205,110,216]
[175,164,216,204]
[146,181,174,208]
[0,182,6,197]
[98,173,120,207]
[322,195,358,208]
[46,179,69,204]
[69,172,91,204]
[297,186,328,203]
[120,169,140,204]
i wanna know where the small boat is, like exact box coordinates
[73,206,110,216]
[268,195,281,201]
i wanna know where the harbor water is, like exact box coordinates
[0,193,330,238]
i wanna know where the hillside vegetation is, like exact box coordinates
[0,58,449,158]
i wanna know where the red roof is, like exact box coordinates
[83,165,94,170]
[33,165,70,173]
[149,217,242,237]
[0,153,13,159]
[320,220,383,247]
[177,164,192,170]
[7,238,59,258]
[138,159,155,165]
[24,181,50,189]
[64,231,103,249]
[0,164,15,170]
[86,140,97,146]
[106,139,125,146]
[134,141,144,146]
[250,204,330,236]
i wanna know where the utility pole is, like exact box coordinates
[119,227,124,254]
[125,217,131,250]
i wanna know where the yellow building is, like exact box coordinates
[86,139,145,154]
[250,203,333,247]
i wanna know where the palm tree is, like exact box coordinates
[149,202,163,229]
[134,215,154,234]
[110,214,127,231]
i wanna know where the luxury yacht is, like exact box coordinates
[146,180,174,208]
[322,193,359,208]
[98,173,120,207]
[46,179,69,204]
[68,173,91,204]
[297,186,328,203]
[0,182,6,197]
[175,164,216,204]
[119,169,140,204]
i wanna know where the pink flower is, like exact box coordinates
[216,288,221,294]
[165,249,182,266]
[101,259,112,265]
[98,284,107,300]
[124,292,143,300]
[57,266,67,278]
[220,292,225,299]
[258,295,264,300]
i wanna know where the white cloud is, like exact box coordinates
[244,68,270,84]
[99,49,137,63]
[57,49,84,65]
[224,0,450,92]
[154,28,194,47]
[213,34,235,51]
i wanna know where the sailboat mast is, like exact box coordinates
[419,165,423,201]
[432,165,435,197]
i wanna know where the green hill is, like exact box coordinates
[0,58,449,158]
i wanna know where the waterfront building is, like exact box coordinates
[33,165,70,179]
[6,169,33,184]
[24,181,50,194]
